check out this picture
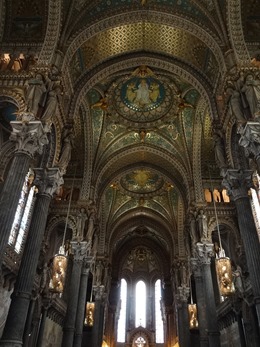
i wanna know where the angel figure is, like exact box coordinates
[91,93,109,111]
[176,93,194,110]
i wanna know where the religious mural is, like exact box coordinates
[113,74,173,123]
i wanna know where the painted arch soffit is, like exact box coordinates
[62,11,226,79]
[68,22,220,87]
[69,0,223,43]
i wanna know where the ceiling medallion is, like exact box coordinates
[113,66,173,124]
[120,169,164,194]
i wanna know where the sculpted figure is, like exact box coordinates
[58,125,74,174]
[197,209,208,241]
[213,131,228,169]
[75,208,87,241]
[242,74,260,117]
[26,73,46,116]
[226,87,246,123]
[41,82,61,128]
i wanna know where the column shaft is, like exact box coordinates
[74,265,90,347]
[36,307,48,347]
[92,298,105,347]
[192,266,208,347]
[0,193,51,346]
[61,261,83,347]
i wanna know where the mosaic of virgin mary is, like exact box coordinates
[121,77,165,112]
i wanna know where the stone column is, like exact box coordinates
[223,169,260,330]
[0,121,47,266]
[0,168,62,347]
[191,257,209,347]
[74,256,91,347]
[176,286,190,347]
[165,305,177,347]
[92,285,106,347]
[35,297,52,347]
[61,241,88,347]
[196,243,221,347]
[23,296,37,347]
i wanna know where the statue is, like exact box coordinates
[91,93,109,111]
[26,73,46,116]
[75,208,88,241]
[41,83,61,129]
[86,206,96,242]
[242,74,260,117]
[213,130,228,169]
[189,211,199,245]
[226,87,246,123]
[197,209,208,242]
[58,124,74,174]
[95,261,103,286]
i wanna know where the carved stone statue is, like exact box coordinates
[226,87,246,123]
[95,261,103,286]
[26,73,46,116]
[242,74,260,117]
[41,83,61,128]
[86,207,96,242]
[197,209,208,242]
[58,125,74,174]
[213,130,228,169]
[189,211,199,245]
[75,207,88,241]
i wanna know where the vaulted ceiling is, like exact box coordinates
[1,0,257,276]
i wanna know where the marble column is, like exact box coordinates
[196,243,221,347]
[223,169,260,330]
[0,168,62,347]
[176,286,191,347]
[92,285,106,347]
[61,241,88,347]
[191,257,209,347]
[0,121,47,266]
[74,257,91,347]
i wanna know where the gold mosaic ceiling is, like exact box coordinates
[76,21,216,72]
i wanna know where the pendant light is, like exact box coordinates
[188,278,198,329]
[210,173,234,297]
[84,289,95,326]
[49,167,76,294]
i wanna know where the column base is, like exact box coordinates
[0,340,22,347]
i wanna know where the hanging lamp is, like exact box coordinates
[210,173,234,297]
[49,167,76,294]
[188,278,198,329]
[84,288,95,326]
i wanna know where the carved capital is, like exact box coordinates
[70,241,89,262]
[176,285,190,304]
[10,121,48,157]
[222,169,253,200]
[196,242,214,265]
[33,168,63,197]
[190,257,202,278]
[93,284,106,301]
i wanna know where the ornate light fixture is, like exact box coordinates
[188,279,198,329]
[84,301,95,326]
[211,176,234,297]
[49,167,76,294]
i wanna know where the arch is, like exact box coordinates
[227,0,250,65]
[63,11,226,75]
